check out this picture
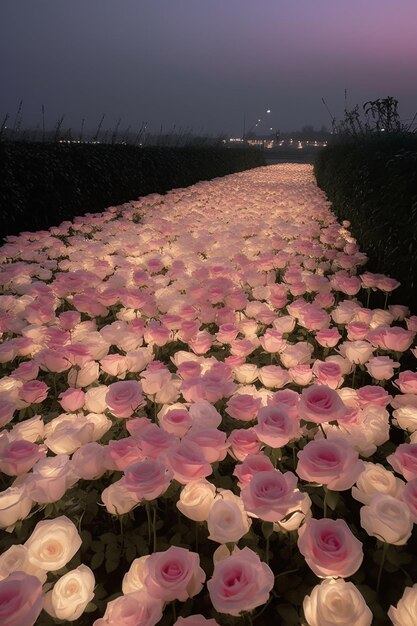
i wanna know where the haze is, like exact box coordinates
[1,0,416,136]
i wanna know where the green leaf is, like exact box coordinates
[90,552,104,570]
[275,603,300,624]
[325,489,340,511]
[262,521,274,540]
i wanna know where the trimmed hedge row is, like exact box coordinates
[314,134,417,311]
[0,143,265,240]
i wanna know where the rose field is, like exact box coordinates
[2,162,417,626]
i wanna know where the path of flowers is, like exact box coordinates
[1,164,417,625]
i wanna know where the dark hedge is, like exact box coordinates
[314,134,417,311]
[0,143,265,241]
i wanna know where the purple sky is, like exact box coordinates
[2,0,417,135]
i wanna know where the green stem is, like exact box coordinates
[195,523,199,552]
[119,516,124,549]
[323,487,328,518]
[146,503,152,548]
[351,364,357,388]
[172,600,177,622]
[383,292,389,310]
[376,542,389,594]
[318,423,327,439]
[265,535,270,564]
[152,504,157,553]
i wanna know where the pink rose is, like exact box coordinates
[241,469,303,521]
[123,459,173,500]
[312,360,343,389]
[144,546,205,602]
[105,437,144,471]
[19,380,49,405]
[225,394,262,422]
[296,439,364,490]
[158,406,192,438]
[388,443,417,481]
[298,384,347,424]
[0,401,16,427]
[166,440,212,484]
[184,428,229,463]
[0,439,47,476]
[365,356,400,380]
[356,385,391,408]
[315,328,341,348]
[233,453,274,489]
[140,362,172,395]
[138,424,177,459]
[176,361,202,380]
[259,328,286,353]
[105,381,144,418]
[25,454,78,504]
[0,571,43,626]
[93,590,163,626]
[58,387,86,412]
[254,404,300,448]
[394,371,417,394]
[227,428,261,461]
[188,330,213,355]
[402,478,417,523]
[298,518,363,578]
[207,547,274,616]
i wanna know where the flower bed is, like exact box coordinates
[1,163,417,625]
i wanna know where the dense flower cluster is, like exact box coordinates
[0,164,417,624]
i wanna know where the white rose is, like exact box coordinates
[207,490,251,544]
[9,415,45,442]
[303,578,372,626]
[274,492,312,532]
[233,364,259,384]
[388,583,417,626]
[44,415,95,455]
[0,486,32,529]
[44,564,95,621]
[352,462,405,505]
[101,479,139,515]
[67,361,99,388]
[25,454,78,503]
[176,479,216,522]
[393,406,417,432]
[361,405,390,446]
[360,494,413,545]
[25,515,82,571]
[0,545,47,583]
[84,385,108,413]
[122,555,150,594]
[188,402,222,430]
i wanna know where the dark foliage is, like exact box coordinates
[0,143,265,240]
[314,133,417,311]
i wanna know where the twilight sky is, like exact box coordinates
[2,0,417,136]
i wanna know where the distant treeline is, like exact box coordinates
[314,132,417,311]
[0,143,265,241]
